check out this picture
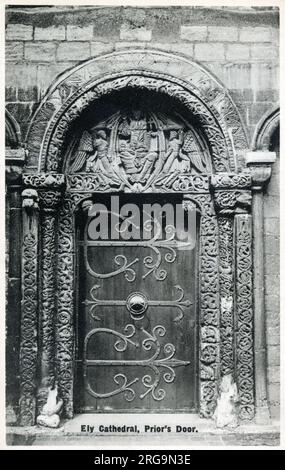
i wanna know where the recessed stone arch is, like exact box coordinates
[5,109,22,149]
[24,50,248,174]
[251,105,280,151]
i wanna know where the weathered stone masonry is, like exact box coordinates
[5,6,279,424]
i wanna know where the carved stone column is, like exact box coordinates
[6,156,25,421]
[183,193,220,419]
[19,189,39,426]
[217,216,235,376]
[37,190,63,412]
[56,193,91,418]
[211,173,253,421]
[234,213,254,420]
[56,196,75,419]
[246,151,276,422]
[22,173,66,421]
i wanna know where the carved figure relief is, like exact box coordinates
[67,109,211,191]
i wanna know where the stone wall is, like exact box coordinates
[5,6,279,144]
[5,6,280,420]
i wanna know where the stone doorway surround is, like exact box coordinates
[17,50,276,426]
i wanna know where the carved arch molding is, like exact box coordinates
[19,51,255,425]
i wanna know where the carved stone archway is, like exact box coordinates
[20,50,257,426]
[25,50,248,173]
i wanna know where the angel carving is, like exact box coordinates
[179,130,210,173]
[86,130,110,173]
[68,130,94,173]
[162,130,184,173]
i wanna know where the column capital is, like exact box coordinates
[182,199,197,212]
[22,173,65,212]
[245,151,276,190]
[38,190,63,212]
[23,173,65,190]
[210,173,252,216]
[210,173,252,190]
[212,189,252,216]
[21,188,39,212]
[81,198,93,213]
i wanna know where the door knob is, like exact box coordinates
[126,292,148,319]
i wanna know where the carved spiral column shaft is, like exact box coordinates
[211,173,254,421]
[37,191,62,411]
[218,217,235,376]
[55,193,92,418]
[19,189,39,426]
[234,214,254,420]
[56,197,75,419]
[184,195,220,419]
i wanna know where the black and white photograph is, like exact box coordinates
[3,1,282,450]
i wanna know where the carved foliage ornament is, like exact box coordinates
[211,173,252,189]
[23,173,65,189]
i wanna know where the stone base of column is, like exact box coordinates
[254,405,271,424]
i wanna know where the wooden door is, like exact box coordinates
[75,194,197,413]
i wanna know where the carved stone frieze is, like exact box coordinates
[211,173,252,189]
[67,173,210,194]
[23,173,65,190]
